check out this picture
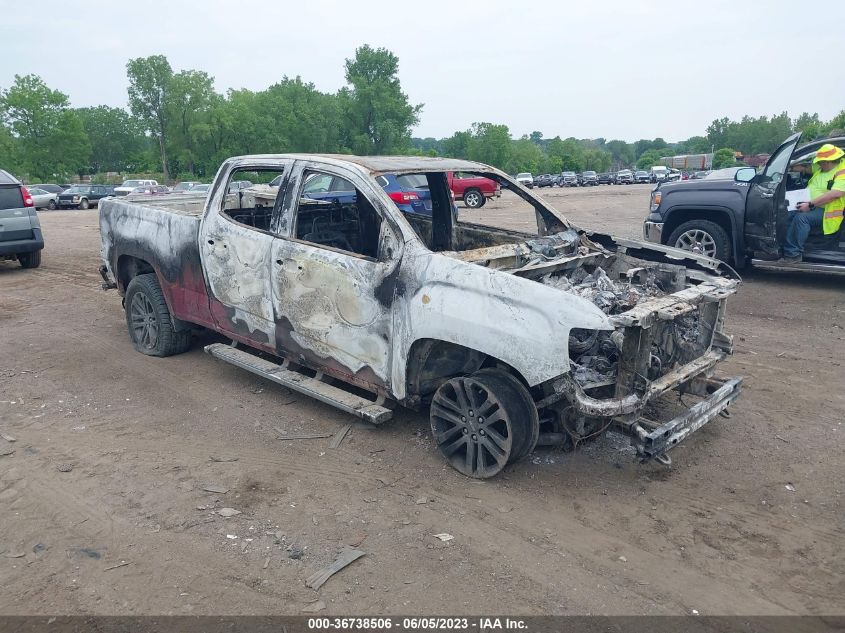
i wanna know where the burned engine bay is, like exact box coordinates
[449,229,729,393]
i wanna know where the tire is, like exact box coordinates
[463,189,484,209]
[18,250,41,269]
[79,198,90,210]
[430,368,538,478]
[471,368,539,463]
[124,273,192,357]
[667,220,731,262]
[48,200,56,210]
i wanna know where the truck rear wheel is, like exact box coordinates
[667,220,731,261]
[79,198,90,210]
[124,273,192,357]
[463,189,484,209]
[18,250,41,269]
[430,369,538,478]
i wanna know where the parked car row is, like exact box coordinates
[511,168,690,189]
[16,180,213,210]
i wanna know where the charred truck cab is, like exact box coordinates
[100,155,742,478]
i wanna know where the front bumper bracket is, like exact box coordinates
[632,376,742,460]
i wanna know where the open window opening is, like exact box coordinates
[388,170,567,254]
[293,170,383,259]
[221,167,286,232]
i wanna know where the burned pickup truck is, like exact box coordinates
[99,155,741,478]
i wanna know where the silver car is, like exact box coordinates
[27,187,59,210]
[1,170,44,268]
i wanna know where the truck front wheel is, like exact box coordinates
[667,220,731,262]
[430,368,538,478]
[463,189,485,209]
[124,273,192,357]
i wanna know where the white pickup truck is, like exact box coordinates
[99,155,742,477]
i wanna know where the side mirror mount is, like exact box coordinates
[735,167,756,183]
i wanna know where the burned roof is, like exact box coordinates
[227,154,496,175]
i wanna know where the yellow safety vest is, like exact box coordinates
[809,159,845,235]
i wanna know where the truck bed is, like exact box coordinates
[99,194,212,327]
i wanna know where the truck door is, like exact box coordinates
[199,161,291,348]
[744,133,801,256]
[270,162,403,391]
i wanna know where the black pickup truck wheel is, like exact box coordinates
[667,220,731,261]
[124,273,192,357]
[430,369,538,478]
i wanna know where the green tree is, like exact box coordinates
[712,148,739,169]
[0,74,89,179]
[504,137,546,174]
[339,45,422,154]
[466,122,512,169]
[793,112,822,141]
[677,135,711,154]
[636,149,668,170]
[605,139,635,167]
[76,105,147,173]
[442,130,472,159]
[127,55,174,179]
[167,69,216,174]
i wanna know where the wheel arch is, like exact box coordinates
[116,254,156,293]
[662,205,745,266]
[404,338,532,405]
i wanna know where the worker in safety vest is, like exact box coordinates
[782,143,845,262]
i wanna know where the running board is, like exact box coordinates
[204,343,393,424]
[751,259,845,275]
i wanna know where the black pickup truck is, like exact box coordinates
[644,133,845,273]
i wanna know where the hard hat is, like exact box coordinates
[814,143,845,163]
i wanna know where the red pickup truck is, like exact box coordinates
[447,171,500,209]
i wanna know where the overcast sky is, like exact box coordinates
[2,0,843,143]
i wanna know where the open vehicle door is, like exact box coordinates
[744,132,801,257]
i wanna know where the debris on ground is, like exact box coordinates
[1,433,16,442]
[217,508,241,517]
[226,534,238,540]
[202,484,229,494]
[274,428,334,441]
[415,497,428,505]
[263,557,270,569]
[785,484,796,492]
[288,545,304,560]
[209,455,239,462]
[305,547,366,590]
[104,560,131,571]
[0,447,15,457]
[347,533,367,548]
[618,555,628,563]
[5,551,26,558]
[433,533,454,542]
[302,600,326,613]
[329,423,352,449]
[56,463,73,472]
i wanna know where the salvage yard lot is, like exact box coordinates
[0,184,842,615]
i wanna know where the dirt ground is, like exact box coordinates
[0,184,843,616]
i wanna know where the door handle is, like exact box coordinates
[759,192,774,199]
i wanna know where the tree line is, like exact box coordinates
[413,111,845,174]
[0,46,421,182]
[1,45,843,182]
